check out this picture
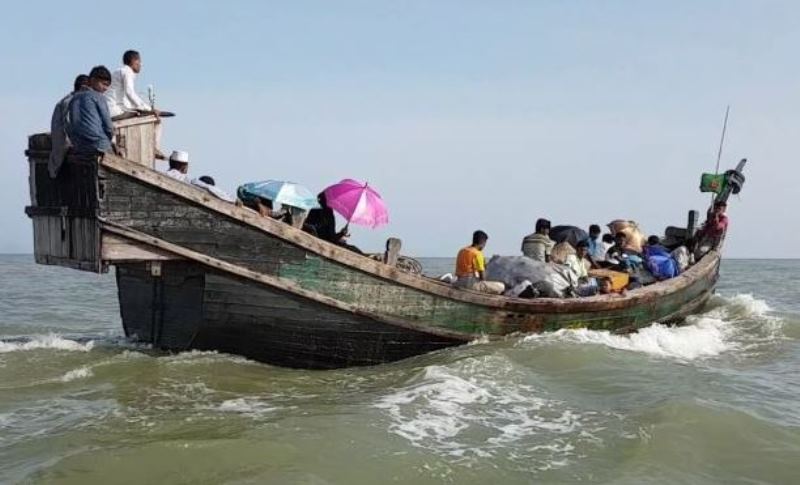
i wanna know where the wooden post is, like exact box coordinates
[113,115,159,168]
[687,210,699,237]
[384,238,402,266]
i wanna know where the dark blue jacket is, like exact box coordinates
[66,89,113,154]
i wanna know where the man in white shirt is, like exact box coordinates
[106,50,157,116]
[106,49,164,158]
[191,176,236,203]
[165,150,190,183]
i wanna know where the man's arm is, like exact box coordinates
[475,252,486,280]
[122,68,150,110]
[96,94,114,141]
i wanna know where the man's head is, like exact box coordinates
[576,239,589,258]
[589,224,601,240]
[73,74,89,93]
[614,231,628,247]
[647,235,660,246]
[88,66,112,93]
[123,50,142,73]
[535,218,551,235]
[713,200,727,214]
[317,192,328,208]
[602,233,615,244]
[199,175,215,186]
[472,230,489,250]
[168,150,189,173]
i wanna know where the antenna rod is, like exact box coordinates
[714,105,730,174]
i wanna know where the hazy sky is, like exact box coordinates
[1,1,798,257]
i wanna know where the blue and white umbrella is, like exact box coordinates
[237,180,320,211]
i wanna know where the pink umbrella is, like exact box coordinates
[323,179,389,228]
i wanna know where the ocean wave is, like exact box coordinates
[523,317,733,360]
[0,334,94,354]
[59,366,94,382]
[708,293,772,319]
[161,349,258,366]
[216,397,279,416]
[374,356,600,466]
[519,293,782,361]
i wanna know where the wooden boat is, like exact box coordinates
[24,117,746,369]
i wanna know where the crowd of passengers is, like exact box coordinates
[452,206,728,299]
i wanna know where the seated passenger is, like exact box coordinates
[522,218,555,262]
[453,230,505,294]
[305,193,362,254]
[604,232,643,271]
[694,200,729,258]
[66,66,114,156]
[165,150,190,182]
[191,175,236,202]
[642,235,680,280]
[599,234,615,260]
[566,240,598,296]
[598,277,625,296]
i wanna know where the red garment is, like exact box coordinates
[707,213,729,236]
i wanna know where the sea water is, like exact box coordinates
[1,255,798,484]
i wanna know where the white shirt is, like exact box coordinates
[165,168,189,183]
[191,178,236,203]
[565,254,590,279]
[105,65,150,117]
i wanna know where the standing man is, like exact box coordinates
[586,224,604,262]
[521,218,555,262]
[49,74,89,177]
[453,230,505,294]
[106,49,164,158]
[66,66,114,155]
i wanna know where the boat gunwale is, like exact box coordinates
[95,152,720,314]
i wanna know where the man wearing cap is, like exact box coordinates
[521,218,555,262]
[165,150,190,182]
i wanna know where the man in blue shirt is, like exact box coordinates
[66,66,114,155]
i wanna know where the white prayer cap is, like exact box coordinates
[169,150,189,163]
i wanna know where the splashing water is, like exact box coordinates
[517,293,781,362]
[0,334,94,354]
[374,356,618,470]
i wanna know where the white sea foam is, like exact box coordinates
[216,397,278,416]
[162,350,257,366]
[0,334,94,354]
[707,293,772,321]
[374,357,589,464]
[526,317,733,360]
[520,293,779,361]
[59,366,94,382]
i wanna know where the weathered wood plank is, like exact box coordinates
[102,233,181,262]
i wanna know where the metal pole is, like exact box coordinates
[714,105,730,175]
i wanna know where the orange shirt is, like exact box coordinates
[455,246,485,278]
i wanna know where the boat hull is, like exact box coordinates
[116,262,465,369]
